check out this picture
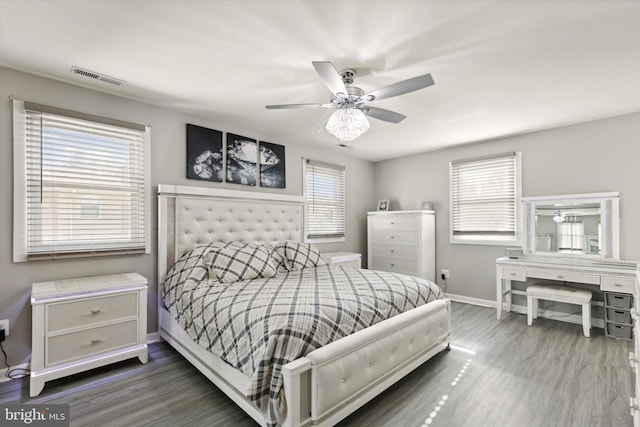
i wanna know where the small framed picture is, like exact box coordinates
[377,199,390,211]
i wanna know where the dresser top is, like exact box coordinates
[367,210,435,216]
[32,273,147,301]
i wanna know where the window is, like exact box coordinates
[558,222,585,252]
[13,100,151,261]
[450,152,521,245]
[304,159,345,242]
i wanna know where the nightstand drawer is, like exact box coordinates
[47,292,138,333]
[47,319,139,366]
[601,276,634,293]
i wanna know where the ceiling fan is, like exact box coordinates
[265,61,435,141]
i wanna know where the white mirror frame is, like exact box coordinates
[522,192,620,259]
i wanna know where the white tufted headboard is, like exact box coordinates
[158,184,305,283]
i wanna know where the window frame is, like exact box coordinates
[13,100,151,262]
[449,151,522,246]
[303,158,346,244]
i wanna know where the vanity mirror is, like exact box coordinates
[522,192,620,259]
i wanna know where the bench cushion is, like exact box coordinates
[526,284,592,302]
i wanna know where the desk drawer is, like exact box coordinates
[46,319,139,366]
[501,266,525,282]
[526,268,600,285]
[47,292,138,333]
[601,276,634,293]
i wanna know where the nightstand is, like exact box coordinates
[322,252,362,268]
[30,273,148,397]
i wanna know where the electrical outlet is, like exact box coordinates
[0,319,9,337]
[440,269,450,280]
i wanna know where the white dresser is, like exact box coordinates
[367,210,435,281]
[31,273,148,397]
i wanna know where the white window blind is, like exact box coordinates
[450,152,520,244]
[305,159,345,240]
[13,100,150,261]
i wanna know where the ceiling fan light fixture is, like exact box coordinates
[325,107,370,141]
[553,211,565,223]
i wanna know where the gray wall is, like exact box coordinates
[0,67,375,364]
[374,113,640,302]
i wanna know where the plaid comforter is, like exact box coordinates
[163,254,443,426]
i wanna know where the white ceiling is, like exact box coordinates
[1,0,639,162]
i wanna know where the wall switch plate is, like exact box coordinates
[0,319,9,337]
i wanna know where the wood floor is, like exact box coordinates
[1,302,633,427]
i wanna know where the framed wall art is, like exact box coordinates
[226,133,257,186]
[186,124,223,182]
[259,141,286,188]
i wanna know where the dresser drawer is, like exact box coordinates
[370,244,418,258]
[47,292,138,333]
[525,268,600,285]
[370,230,417,245]
[47,319,139,366]
[601,276,634,293]
[371,257,418,275]
[369,215,417,230]
[501,266,525,281]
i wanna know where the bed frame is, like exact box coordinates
[157,184,451,426]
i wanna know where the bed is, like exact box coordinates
[157,184,451,427]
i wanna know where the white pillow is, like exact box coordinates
[207,243,277,283]
[284,241,325,271]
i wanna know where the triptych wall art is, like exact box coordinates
[186,124,285,188]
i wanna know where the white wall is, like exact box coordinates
[374,113,640,302]
[0,66,375,364]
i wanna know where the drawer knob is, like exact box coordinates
[91,338,102,344]
[510,273,517,277]
[390,235,395,239]
[390,249,395,253]
[557,275,564,279]
[91,309,102,314]
[390,263,395,267]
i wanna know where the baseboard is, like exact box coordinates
[147,332,159,344]
[445,293,496,308]
[0,362,30,383]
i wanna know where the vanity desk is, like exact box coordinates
[496,256,637,320]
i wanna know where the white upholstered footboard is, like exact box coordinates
[281,298,451,427]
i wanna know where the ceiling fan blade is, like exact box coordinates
[365,73,434,101]
[362,106,406,124]
[312,61,347,95]
[265,103,332,109]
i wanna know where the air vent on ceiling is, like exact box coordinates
[70,66,126,86]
